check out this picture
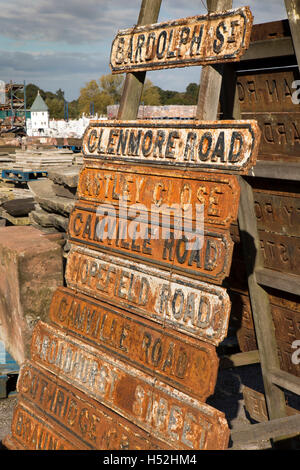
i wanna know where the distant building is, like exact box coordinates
[27,91,49,135]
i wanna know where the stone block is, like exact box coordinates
[0,226,63,365]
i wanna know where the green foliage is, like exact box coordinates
[24,75,200,120]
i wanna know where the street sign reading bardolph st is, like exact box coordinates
[65,246,231,346]
[82,120,260,174]
[30,321,230,450]
[110,7,253,73]
[49,287,219,401]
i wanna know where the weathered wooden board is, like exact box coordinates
[77,164,240,228]
[237,68,300,113]
[17,361,173,450]
[82,120,260,174]
[49,287,219,400]
[65,246,231,346]
[31,321,230,450]
[68,204,234,285]
[8,400,85,450]
[110,7,253,73]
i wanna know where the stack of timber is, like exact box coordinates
[12,148,75,170]
[28,167,79,250]
[3,3,260,451]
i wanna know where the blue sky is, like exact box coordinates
[0,0,288,101]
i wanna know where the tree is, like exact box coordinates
[99,74,124,103]
[141,80,161,105]
[78,73,125,116]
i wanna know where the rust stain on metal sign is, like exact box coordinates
[110,7,253,73]
[49,287,219,400]
[259,231,300,276]
[17,361,173,450]
[82,120,260,174]
[9,400,84,450]
[68,204,234,285]
[31,321,230,450]
[77,164,240,229]
[65,247,231,346]
[237,67,300,114]
[242,112,300,161]
[254,190,300,237]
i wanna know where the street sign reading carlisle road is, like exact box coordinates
[110,7,253,73]
[82,120,260,175]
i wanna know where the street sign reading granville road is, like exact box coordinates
[110,7,253,73]
[49,287,219,401]
[82,120,260,174]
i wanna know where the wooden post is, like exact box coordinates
[117,0,162,120]
[285,0,300,70]
[195,0,232,120]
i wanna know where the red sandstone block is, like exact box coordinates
[0,226,63,364]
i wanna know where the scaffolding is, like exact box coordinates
[0,81,26,129]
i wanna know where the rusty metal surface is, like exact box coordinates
[17,361,173,450]
[237,68,300,113]
[254,189,300,237]
[10,400,84,450]
[82,120,260,174]
[242,112,300,161]
[65,246,231,346]
[110,7,253,73]
[259,231,300,276]
[68,204,234,285]
[77,164,240,229]
[31,321,230,450]
[49,287,219,400]
[242,386,300,424]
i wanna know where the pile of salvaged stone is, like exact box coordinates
[12,148,75,169]
[28,166,80,251]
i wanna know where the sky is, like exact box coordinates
[0,0,288,102]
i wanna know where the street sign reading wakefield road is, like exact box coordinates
[110,7,253,73]
[65,246,231,346]
[82,120,260,174]
[68,204,233,284]
[17,362,174,450]
[78,164,240,229]
[49,287,219,401]
[31,321,230,450]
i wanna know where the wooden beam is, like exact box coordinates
[219,350,260,369]
[285,0,300,70]
[248,161,300,181]
[269,368,300,396]
[117,0,162,120]
[256,268,300,297]
[231,414,300,449]
[237,177,287,422]
[240,37,294,62]
[195,0,232,120]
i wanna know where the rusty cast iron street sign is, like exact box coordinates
[110,7,253,73]
[49,287,219,400]
[16,361,173,450]
[6,400,85,450]
[65,246,231,346]
[259,231,300,276]
[78,164,240,228]
[68,204,233,285]
[31,321,230,450]
[82,120,260,174]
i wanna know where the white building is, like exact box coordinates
[27,91,49,136]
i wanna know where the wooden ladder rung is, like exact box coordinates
[269,368,300,396]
